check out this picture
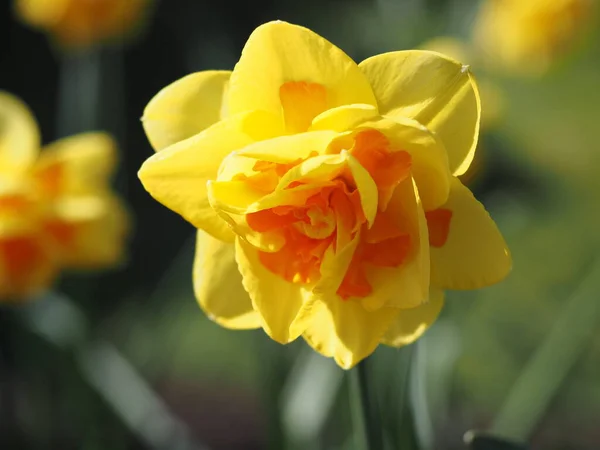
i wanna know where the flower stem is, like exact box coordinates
[349,358,383,450]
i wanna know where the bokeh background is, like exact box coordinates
[1,0,600,449]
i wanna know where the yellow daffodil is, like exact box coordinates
[0,91,129,300]
[139,21,511,369]
[15,0,149,49]
[473,0,595,75]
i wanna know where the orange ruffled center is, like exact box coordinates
[240,129,414,300]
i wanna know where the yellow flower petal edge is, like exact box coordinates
[359,177,430,312]
[430,177,511,290]
[228,21,377,133]
[193,230,261,329]
[143,71,231,151]
[235,237,312,343]
[381,287,445,347]
[359,50,481,176]
[0,91,40,172]
[139,110,283,242]
[302,298,400,369]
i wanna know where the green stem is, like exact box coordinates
[57,50,102,138]
[349,359,383,450]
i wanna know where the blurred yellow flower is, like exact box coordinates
[0,92,129,300]
[139,21,511,369]
[15,0,149,49]
[473,0,595,75]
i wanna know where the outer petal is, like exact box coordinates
[381,287,444,347]
[431,177,511,289]
[35,132,117,195]
[235,237,311,343]
[138,111,282,242]
[0,91,40,172]
[302,299,400,369]
[228,21,376,129]
[359,50,481,176]
[193,230,261,329]
[360,177,430,311]
[142,71,231,151]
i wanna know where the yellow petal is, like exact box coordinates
[313,231,361,298]
[348,116,451,211]
[381,287,444,347]
[302,298,399,369]
[360,177,430,311]
[235,130,337,163]
[276,153,347,189]
[347,154,378,226]
[49,193,129,268]
[209,180,326,216]
[235,237,311,343]
[431,177,511,289]
[193,230,261,329]
[310,104,379,132]
[0,91,40,172]
[208,181,326,252]
[35,132,117,195]
[210,151,377,227]
[138,111,281,242]
[359,50,481,176]
[228,21,376,132]
[142,71,231,151]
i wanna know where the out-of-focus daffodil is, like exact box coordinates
[0,92,129,300]
[139,21,511,369]
[15,0,149,49]
[473,0,595,75]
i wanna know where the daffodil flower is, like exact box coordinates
[0,91,129,300]
[15,0,149,49]
[139,21,511,369]
[473,0,595,75]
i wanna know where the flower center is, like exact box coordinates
[239,129,413,299]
